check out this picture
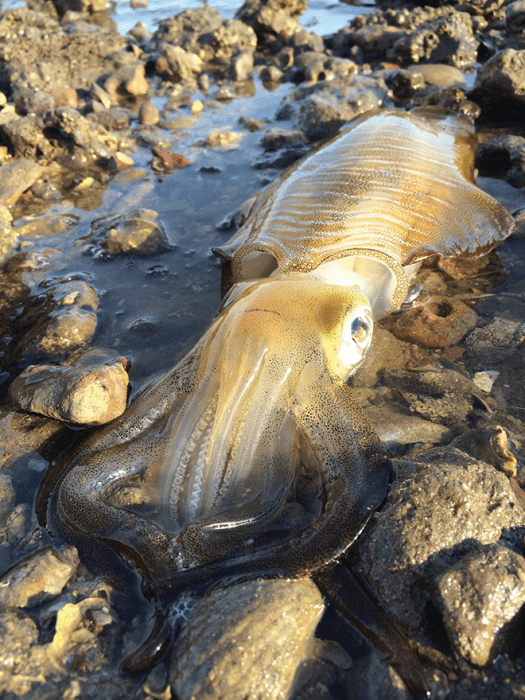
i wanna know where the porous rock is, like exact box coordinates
[290,75,385,140]
[392,296,478,348]
[473,49,525,107]
[9,357,129,426]
[356,447,525,643]
[432,544,525,666]
[464,318,525,369]
[1,108,120,168]
[169,578,324,700]
[0,8,127,93]
[148,6,256,79]
[235,0,307,42]
[389,11,478,68]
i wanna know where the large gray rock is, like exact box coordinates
[356,447,525,644]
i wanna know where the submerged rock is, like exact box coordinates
[12,280,99,362]
[86,209,171,257]
[0,546,79,609]
[169,578,324,700]
[9,357,129,426]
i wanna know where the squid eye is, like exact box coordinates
[337,305,374,378]
[351,315,372,347]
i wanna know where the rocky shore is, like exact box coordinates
[1,0,525,698]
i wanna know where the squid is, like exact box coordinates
[39,107,514,671]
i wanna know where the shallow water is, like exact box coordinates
[6,0,371,395]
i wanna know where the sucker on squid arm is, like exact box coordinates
[37,106,515,671]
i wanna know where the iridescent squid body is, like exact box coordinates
[42,107,514,623]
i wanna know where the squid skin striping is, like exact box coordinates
[40,106,515,618]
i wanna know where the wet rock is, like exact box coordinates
[333,25,408,64]
[0,403,67,473]
[13,281,98,362]
[52,0,110,14]
[13,87,54,116]
[0,8,126,93]
[0,205,15,264]
[450,425,518,477]
[364,406,452,452]
[432,544,525,666]
[155,45,204,82]
[235,0,307,42]
[288,27,324,55]
[259,128,308,151]
[48,87,78,109]
[393,296,478,348]
[0,475,15,524]
[1,108,119,168]
[479,134,525,189]
[354,327,406,388]
[87,107,131,131]
[345,646,411,700]
[87,209,171,257]
[232,50,254,81]
[149,7,256,80]
[506,1,525,33]
[151,147,191,171]
[291,76,385,140]
[291,637,354,700]
[8,357,129,426]
[169,578,324,700]
[389,12,478,68]
[253,144,310,170]
[0,159,43,206]
[0,546,79,609]
[139,101,160,125]
[383,368,474,425]
[384,69,426,100]
[473,49,525,108]
[103,63,149,101]
[260,64,284,82]
[464,318,525,369]
[406,63,465,88]
[356,446,525,642]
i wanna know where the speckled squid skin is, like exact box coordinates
[45,277,390,590]
[41,107,515,610]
